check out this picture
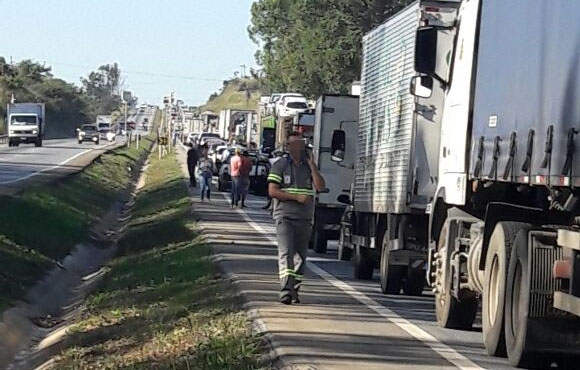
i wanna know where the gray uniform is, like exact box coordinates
[268,157,314,299]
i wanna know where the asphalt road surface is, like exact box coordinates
[0,109,154,189]
[182,187,525,369]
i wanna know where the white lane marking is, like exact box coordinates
[0,141,118,185]
[224,196,484,370]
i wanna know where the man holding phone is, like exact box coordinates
[267,132,326,304]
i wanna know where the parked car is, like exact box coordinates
[78,124,100,144]
[218,150,270,195]
[277,96,309,118]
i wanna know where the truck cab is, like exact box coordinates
[6,103,45,147]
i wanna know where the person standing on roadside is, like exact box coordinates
[197,144,212,201]
[230,148,242,208]
[186,142,199,187]
[267,132,326,305]
[238,150,253,208]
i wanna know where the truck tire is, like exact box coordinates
[353,246,374,280]
[78,140,83,144]
[380,238,404,294]
[435,221,478,329]
[35,138,42,147]
[218,179,225,192]
[337,228,352,261]
[504,228,537,368]
[313,228,328,254]
[403,266,425,296]
[483,221,529,357]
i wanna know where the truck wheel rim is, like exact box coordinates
[488,255,500,324]
[435,245,447,309]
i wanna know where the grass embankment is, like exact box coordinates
[201,79,260,113]
[0,112,160,312]
[51,151,265,370]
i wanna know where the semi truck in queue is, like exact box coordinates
[417,0,580,368]
[333,0,580,367]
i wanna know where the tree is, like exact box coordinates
[81,63,123,115]
[248,0,413,97]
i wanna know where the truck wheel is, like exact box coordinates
[483,222,529,357]
[337,228,352,261]
[35,139,42,147]
[218,179,225,192]
[380,238,404,294]
[504,228,537,368]
[435,221,478,329]
[403,266,425,296]
[313,228,328,254]
[78,140,83,144]
[353,246,374,280]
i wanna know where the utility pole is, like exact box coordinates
[240,64,246,79]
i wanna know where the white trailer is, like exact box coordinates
[311,95,359,254]
[412,0,580,367]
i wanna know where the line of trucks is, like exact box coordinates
[306,0,580,368]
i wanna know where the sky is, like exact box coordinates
[0,0,258,106]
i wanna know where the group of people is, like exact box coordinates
[187,132,327,306]
[186,142,252,207]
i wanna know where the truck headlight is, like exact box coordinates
[9,130,14,134]
[92,137,98,141]
[32,130,38,135]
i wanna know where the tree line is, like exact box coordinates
[0,58,125,137]
[248,0,413,97]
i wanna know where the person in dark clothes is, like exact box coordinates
[187,143,199,187]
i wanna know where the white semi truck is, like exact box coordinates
[310,95,359,254]
[331,2,444,295]
[410,0,580,367]
[6,103,45,147]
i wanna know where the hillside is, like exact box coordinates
[200,78,261,113]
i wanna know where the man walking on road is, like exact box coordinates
[197,144,212,202]
[267,132,325,304]
[238,150,253,208]
[230,148,242,208]
[186,143,199,187]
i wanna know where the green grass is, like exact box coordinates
[51,151,265,370]
[201,79,260,113]
[0,127,158,311]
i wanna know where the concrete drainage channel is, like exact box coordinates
[0,145,154,370]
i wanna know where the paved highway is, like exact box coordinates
[0,109,154,189]
[192,188,528,370]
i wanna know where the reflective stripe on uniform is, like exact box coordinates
[267,173,282,183]
[282,187,314,196]
[279,268,304,279]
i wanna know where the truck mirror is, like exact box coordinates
[415,27,438,75]
[331,130,346,162]
[410,75,433,98]
[337,194,351,205]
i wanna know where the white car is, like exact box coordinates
[277,96,309,118]
[198,132,222,146]
[275,93,305,116]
